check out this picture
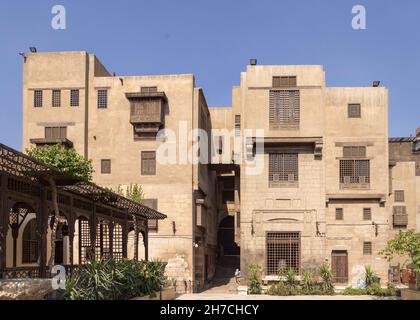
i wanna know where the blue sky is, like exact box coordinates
[0,0,419,150]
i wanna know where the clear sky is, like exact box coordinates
[0,0,419,150]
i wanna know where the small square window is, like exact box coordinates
[348,104,361,118]
[335,208,343,220]
[34,90,43,107]
[98,90,108,108]
[363,242,372,255]
[101,159,111,174]
[363,208,372,220]
[141,151,156,175]
[52,90,61,107]
[141,86,158,94]
[394,190,405,202]
[70,90,80,107]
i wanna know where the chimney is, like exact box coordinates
[250,59,257,66]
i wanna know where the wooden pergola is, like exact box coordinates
[0,143,166,279]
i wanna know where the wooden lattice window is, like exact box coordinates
[269,90,300,129]
[34,90,43,107]
[52,90,61,107]
[363,242,372,255]
[101,159,111,174]
[95,220,110,259]
[141,151,156,175]
[335,208,343,220]
[45,126,67,139]
[78,217,90,264]
[348,104,361,118]
[269,153,298,187]
[393,206,408,227]
[113,223,123,261]
[343,146,366,158]
[235,115,241,137]
[22,219,39,264]
[141,86,158,93]
[363,208,372,220]
[394,190,405,202]
[143,199,158,232]
[272,76,297,88]
[70,90,79,107]
[97,89,108,108]
[339,160,370,188]
[266,232,300,275]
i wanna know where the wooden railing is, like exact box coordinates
[0,265,81,279]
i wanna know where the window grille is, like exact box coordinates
[394,190,405,202]
[393,206,408,227]
[101,159,111,174]
[343,146,366,158]
[269,153,298,187]
[113,223,123,261]
[52,90,61,107]
[272,76,297,87]
[95,220,110,259]
[141,86,158,93]
[339,159,370,188]
[70,90,79,107]
[98,90,108,108]
[266,232,300,275]
[34,90,43,107]
[79,217,91,264]
[269,90,300,129]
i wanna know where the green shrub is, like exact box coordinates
[319,262,334,294]
[342,287,367,295]
[62,258,166,300]
[342,284,400,297]
[286,268,297,287]
[247,264,262,294]
[302,270,315,292]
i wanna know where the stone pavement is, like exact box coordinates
[176,293,401,300]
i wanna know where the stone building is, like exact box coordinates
[22,51,419,289]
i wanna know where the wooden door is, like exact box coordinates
[331,251,348,284]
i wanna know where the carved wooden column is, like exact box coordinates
[37,187,48,277]
[68,197,75,267]
[133,215,139,261]
[122,209,129,259]
[144,219,149,262]
[89,202,97,261]
[109,219,114,258]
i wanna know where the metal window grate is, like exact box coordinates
[363,208,372,220]
[266,232,300,275]
[269,153,298,187]
[70,90,80,107]
[22,219,39,263]
[101,159,111,174]
[394,190,405,202]
[141,151,156,175]
[348,104,361,118]
[339,159,370,188]
[52,90,61,107]
[79,217,91,264]
[45,126,67,139]
[335,208,343,220]
[363,242,372,255]
[98,90,108,108]
[343,146,366,158]
[34,90,43,107]
[272,76,297,88]
[113,224,123,261]
[269,90,300,129]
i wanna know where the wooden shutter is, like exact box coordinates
[269,90,300,129]
[272,76,297,87]
[363,242,372,255]
[394,190,405,202]
[343,146,366,158]
[363,208,372,220]
[335,208,343,220]
[141,86,158,93]
[141,151,156,175]
[393,206,408,227]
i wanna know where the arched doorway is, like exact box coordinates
[218,216,240,257]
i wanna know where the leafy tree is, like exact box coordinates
[126,184,144,204]
[27,144,93,266]
[380,230,420,273]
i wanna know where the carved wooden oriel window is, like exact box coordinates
[269,153,298,188]
[269,90,300,130]
[22,219,39,264]
[266,232,300,275]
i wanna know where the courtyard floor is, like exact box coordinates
[176,293,401,300]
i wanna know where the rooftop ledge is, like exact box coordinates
[326,193,386,203]
[125,92,168,101]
